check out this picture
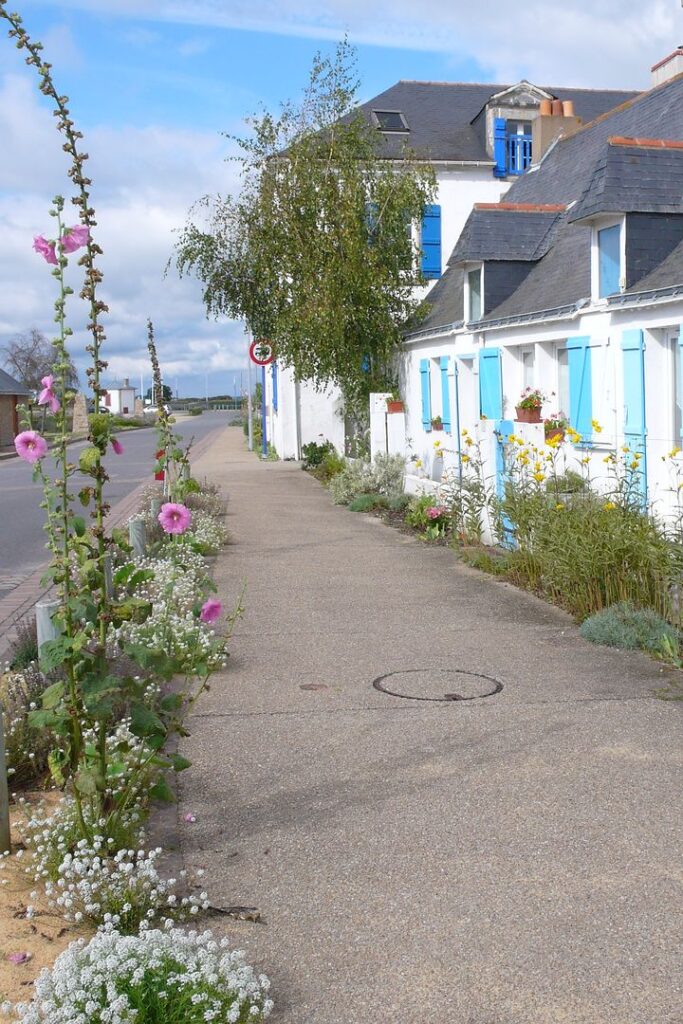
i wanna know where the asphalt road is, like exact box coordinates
[0,410,237,596]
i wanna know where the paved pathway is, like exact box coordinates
[183,426,683,1024]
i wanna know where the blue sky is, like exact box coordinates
[0,0,675,396]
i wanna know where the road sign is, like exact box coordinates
[249,339,275,366]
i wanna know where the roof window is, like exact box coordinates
[372,110,409,133]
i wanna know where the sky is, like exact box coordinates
[0,1,679,398]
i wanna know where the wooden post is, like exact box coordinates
[36,599,60,655]
[129,519,147,559]
[0,709,10,855]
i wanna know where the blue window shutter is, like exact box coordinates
[440,356,451,433]
[621,329,647,501]
[479,348,502,419]
[271,361,278,413]
[598,224,621,297]
[420,205,441,279]
[567,336,592,441]
[420,359,431,430]
[493,118,507,178]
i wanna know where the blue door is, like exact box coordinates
[621,329,647,502]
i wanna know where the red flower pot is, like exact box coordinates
[386,401,404,414]
[515,406,542,424]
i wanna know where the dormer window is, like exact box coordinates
[372,110,409,133]
[591,218,624,300]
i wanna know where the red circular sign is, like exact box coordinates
[249,339,275,366]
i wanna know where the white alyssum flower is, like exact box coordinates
[3,926,273,1023]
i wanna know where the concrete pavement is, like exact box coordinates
[182,425,683,1024]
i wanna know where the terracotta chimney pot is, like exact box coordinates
[562,99,575,116]
[551,99,563,116]
[539,99,552,116]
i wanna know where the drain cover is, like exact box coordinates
[373,669,502,702]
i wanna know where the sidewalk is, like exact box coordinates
[184,426,683,1024]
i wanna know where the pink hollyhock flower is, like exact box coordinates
[200,598,222,624]
[111,437,124,455]
[158,502,191,535]
[426,506,446,520]
[37,374,60,415]
[33,235,57,266]
[14,430,48,464]
[60,224,90,253]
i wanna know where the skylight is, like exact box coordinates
[372,110,409,133]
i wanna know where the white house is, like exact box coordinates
[389,51,683,527]
[263,77,637,459]
[102,378,137,417]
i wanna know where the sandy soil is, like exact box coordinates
[0,795,89,1006]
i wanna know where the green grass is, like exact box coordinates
[348,492,388,512]
[579,601,681,662]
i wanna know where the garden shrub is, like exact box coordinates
[301,439,335,469]
[372,453,405,497]
[8,618,38,670]
[580,601,680,661]
[313,450,345,482]
[3,926,273,1023]
[348,493,388,512]
[328,459,376,504]
[387,493,410,512]
[188,406,203,416]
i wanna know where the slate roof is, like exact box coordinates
[451,204,566,263]
[358,81,638,162]
[413,72,683,333]
[0,367,30,396]
[570,139,683,221]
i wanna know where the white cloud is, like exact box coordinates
[28,0,681,87]
[0,72,248,395]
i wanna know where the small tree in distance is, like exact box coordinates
[2,327,79,393]
[173,40,436,415]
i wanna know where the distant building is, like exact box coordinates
[0,367,30,447]
[102,378,137,417]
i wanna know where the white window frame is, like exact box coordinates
[591,216,625,303]
[464,263,484,322]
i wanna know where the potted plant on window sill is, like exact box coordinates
[431,415,444,431]
[544,413,568,443]
[515,388,545,424]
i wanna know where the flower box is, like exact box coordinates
[515,406,542,424]
[545,427,565,443]
[386,400,404,414]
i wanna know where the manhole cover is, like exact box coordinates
[373,669,502,702]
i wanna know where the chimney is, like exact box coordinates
[539,99,552,116]
[532,104,583,162]
[124,377,129,387]
[651,47,683,87]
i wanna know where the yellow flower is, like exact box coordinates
[669,447,681,459]
[566,427,581,444]
[591,419,603,434]
[465,437,474,447]
[555,502,565,510]
[629,459,640,470]
[461,453,470,464]
[603,454,614,464]
[433,440,442,450]
[546,435,561,449]
[603,501,616,511]
[414,458,422,468]
[533,471,545,482]
[461,428,469,437]
[581,456,590,465]
[621,445,630,454]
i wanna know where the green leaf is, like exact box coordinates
[74,770,99,796]
[149,777,175,803]
[171,754,192,772]
[126,569,155,595]
[78,487,93,508]
[72,516,86,537]
[130,704,166,738]
[41,680,65,710]
[39,637,71,672]
[160,693,183,712]
[114,563,135,587]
